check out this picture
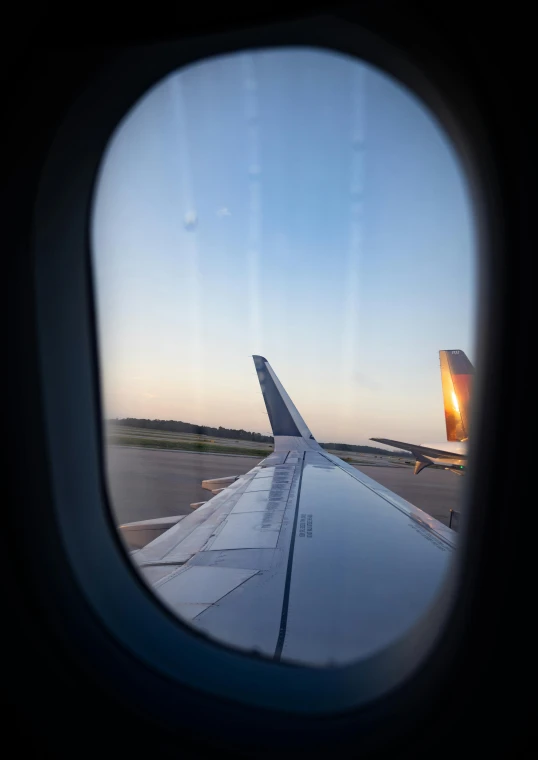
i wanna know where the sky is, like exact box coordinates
[91,47,476,446]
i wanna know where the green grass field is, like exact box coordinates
[106,423,414,466]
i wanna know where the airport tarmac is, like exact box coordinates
[106,445,463,529]
[106,446,260,524]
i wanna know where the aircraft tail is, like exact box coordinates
[439,350,474,441]
[252,356,317,442]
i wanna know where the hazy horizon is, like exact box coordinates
[92,47,476,446]
[104,411,405,449]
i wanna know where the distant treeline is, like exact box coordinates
[108,418,410,456]
[109,417,274,443]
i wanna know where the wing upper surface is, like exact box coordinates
[134,446,455,666]
[131,356,456,666]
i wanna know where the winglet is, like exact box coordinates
[252,356,316,441]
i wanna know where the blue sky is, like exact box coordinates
[92,47,476,445]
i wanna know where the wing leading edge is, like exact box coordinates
[131,356,456,667]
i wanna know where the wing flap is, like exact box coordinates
[135,464,264,563]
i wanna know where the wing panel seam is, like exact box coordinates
[273,452,305,661]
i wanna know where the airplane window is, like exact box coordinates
[91,47,476,667]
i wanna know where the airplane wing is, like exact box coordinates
[370,438,468,461]
[369,350,472,475]
[128,356,456,667]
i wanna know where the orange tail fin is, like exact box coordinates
[439,350,474,441]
